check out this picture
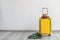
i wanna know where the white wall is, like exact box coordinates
[0,0,60,30]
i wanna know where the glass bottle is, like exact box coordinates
[39,8,51,36]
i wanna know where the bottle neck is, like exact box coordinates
[42,14,49,18]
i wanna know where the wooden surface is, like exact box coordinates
[0,31,60,40]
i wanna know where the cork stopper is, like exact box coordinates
[42,8,49,18]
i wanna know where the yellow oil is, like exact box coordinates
[39,17,51,34]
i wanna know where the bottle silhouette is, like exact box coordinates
[39,8,51,36]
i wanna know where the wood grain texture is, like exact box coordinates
[0,32,59,40]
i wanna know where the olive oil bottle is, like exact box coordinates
[39,8,51,36]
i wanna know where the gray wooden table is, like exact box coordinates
[0,31,60,40]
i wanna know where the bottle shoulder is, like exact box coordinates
[39,16,51,20]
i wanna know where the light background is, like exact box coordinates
[0,0,60,30]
